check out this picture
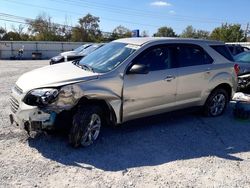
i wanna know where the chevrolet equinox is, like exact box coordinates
[9,38,238,147]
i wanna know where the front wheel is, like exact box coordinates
[69,105,103,148]
[204,88,229,117]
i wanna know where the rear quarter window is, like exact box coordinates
[210,45,234,61]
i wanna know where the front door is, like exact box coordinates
[123,45,178,122]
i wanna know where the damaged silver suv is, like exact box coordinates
[10,38,238,147]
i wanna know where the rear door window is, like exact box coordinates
[175,44,214,67]
[211,45,234,61]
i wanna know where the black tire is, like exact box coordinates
[204,88,229,117]
[69,105,103,148]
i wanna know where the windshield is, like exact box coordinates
[79,44,103,56]
[78,42,138,73]
[74,44,91,53]
[234,52,250,63]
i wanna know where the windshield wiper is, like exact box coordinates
[79,64,95,73]
[73,61,95,72]
[72,59,80,65]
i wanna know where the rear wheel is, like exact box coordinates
[69,105,103,148]
[204,88,229,117]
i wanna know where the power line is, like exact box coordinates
[2,0,248,34]
[54,0,223,24]
[56,0,247,24]
[0,13,72,28]
[3,0,231,29]
[0,18,26,25]
[0,13,112,36]
[2,0,172,29]
[58,0,224,23]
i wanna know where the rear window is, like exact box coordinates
[211,45,234,61]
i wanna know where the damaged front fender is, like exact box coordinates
[48,81,123,123]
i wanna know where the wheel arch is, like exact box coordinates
[73,96,118,126]
[202,82,232,107]
[203,83,231,116]
[211,83,232,101]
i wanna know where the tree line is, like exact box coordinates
[154,25,247,42]
[0,13,247,43]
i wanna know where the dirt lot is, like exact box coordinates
[0,60,250,188]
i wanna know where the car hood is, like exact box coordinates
[16,62,99,92]
[60,51,78,56]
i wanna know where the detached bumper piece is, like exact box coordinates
[9,111,57,135]
[238,74,250,91]
[24,121,42,135]
[231,92,250,120]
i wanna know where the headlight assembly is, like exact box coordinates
[23,88,59,106]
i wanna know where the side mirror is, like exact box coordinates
[128,63,149,74]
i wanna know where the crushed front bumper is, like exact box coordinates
[9,96,57,134]
[9,85,58,134]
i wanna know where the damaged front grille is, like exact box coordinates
[10,96,19,113]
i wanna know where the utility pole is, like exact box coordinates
[245,23,249,39]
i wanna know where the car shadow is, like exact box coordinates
[28,109,250,171]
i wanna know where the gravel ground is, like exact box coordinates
[0,60,250,188]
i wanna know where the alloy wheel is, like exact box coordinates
[209,93,226,116]
[80,113,101,146]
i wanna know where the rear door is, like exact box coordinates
[174,44,214,107]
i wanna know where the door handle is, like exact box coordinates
[164,75,175,82]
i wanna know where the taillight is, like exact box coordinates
[234,64,240,75]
